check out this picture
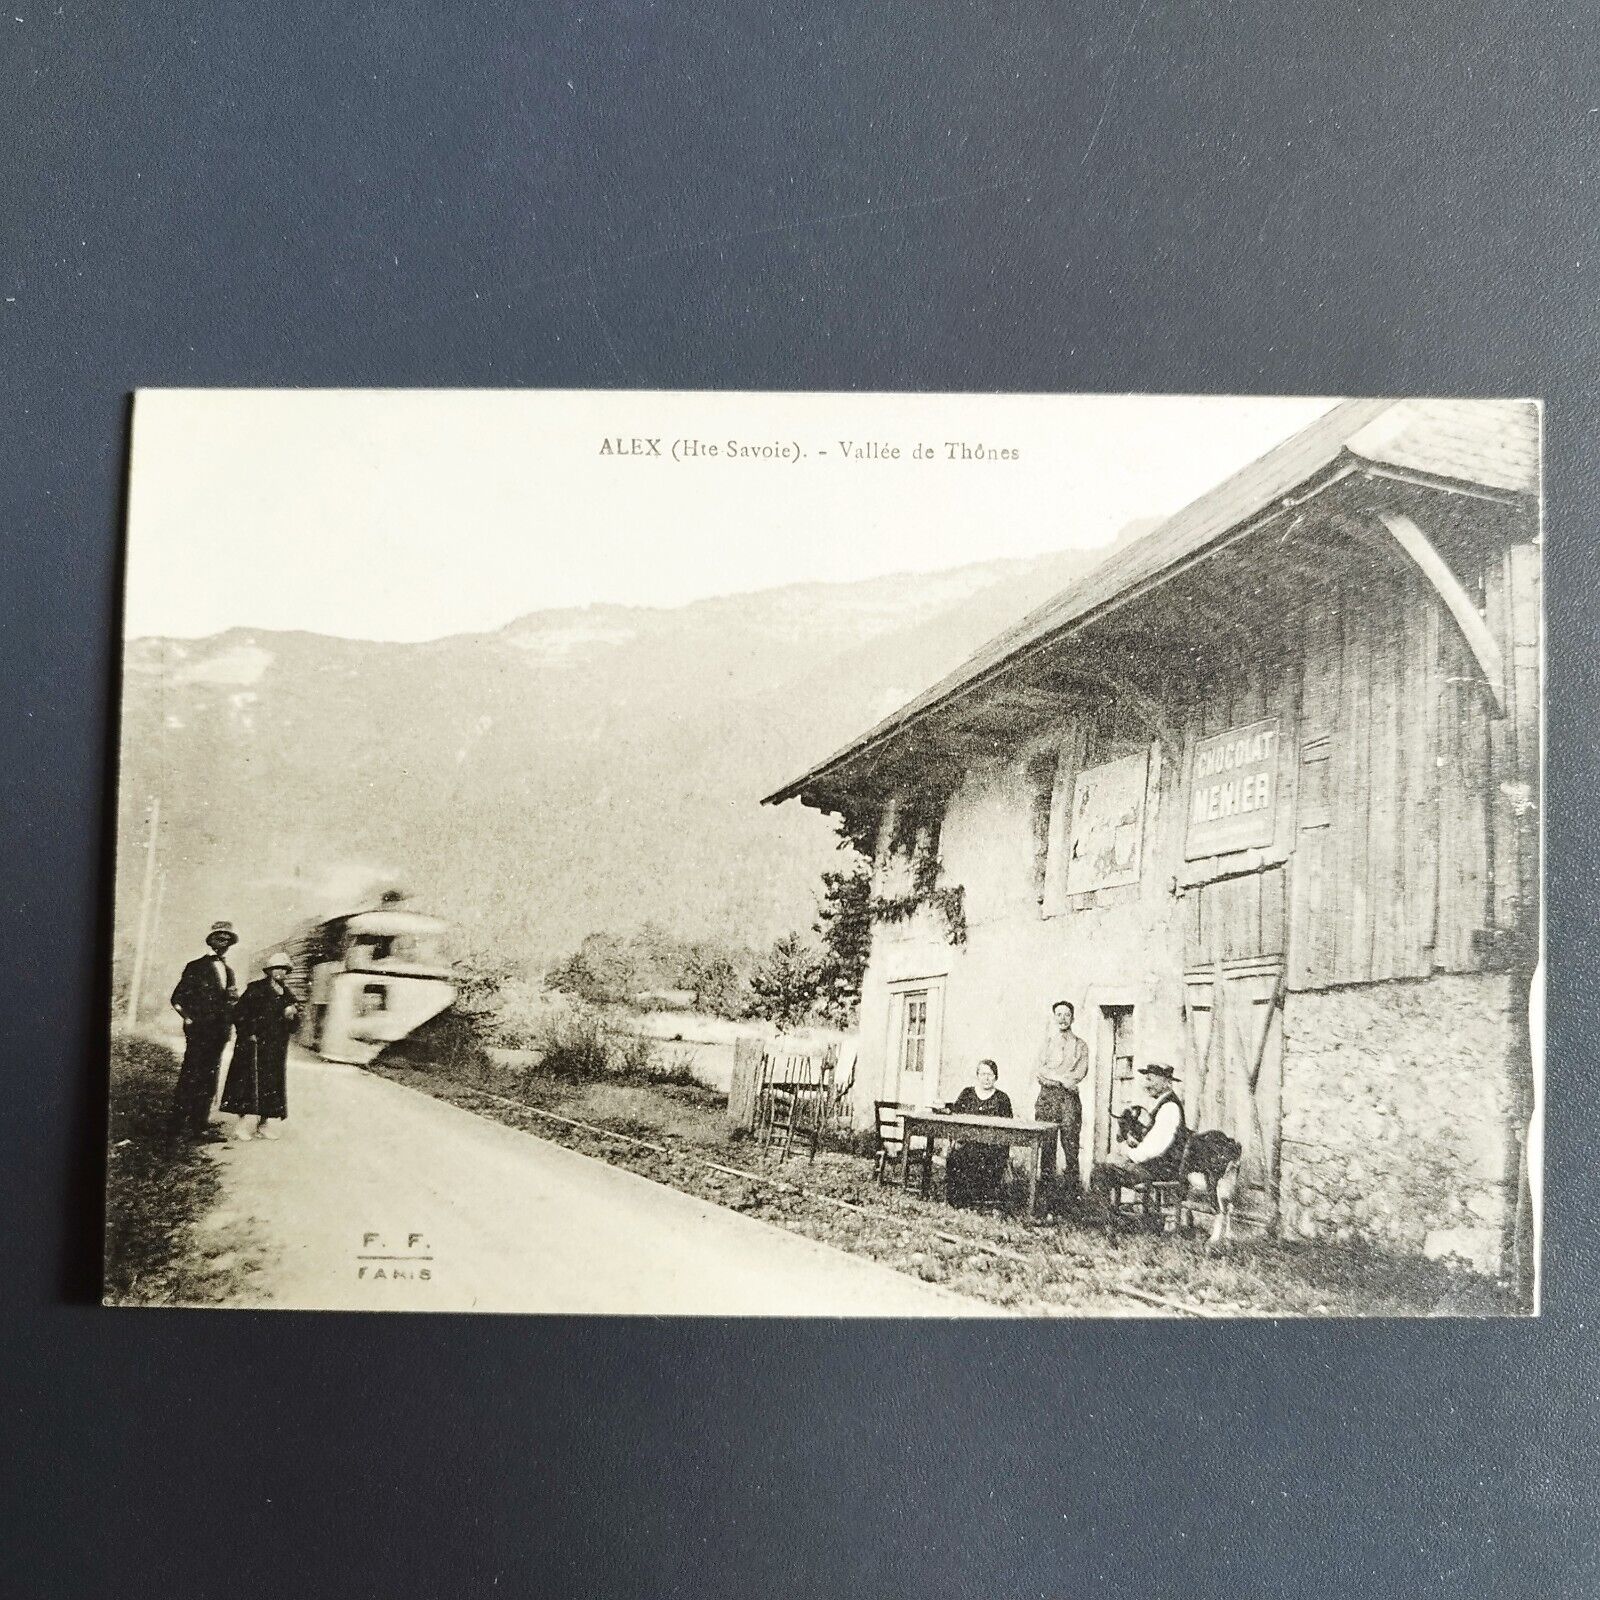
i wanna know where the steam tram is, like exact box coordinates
[259,907,456,1064]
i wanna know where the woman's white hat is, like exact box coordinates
[263,952,293,971]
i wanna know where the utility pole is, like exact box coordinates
[125,795,160,1027]
[150,869,168,996]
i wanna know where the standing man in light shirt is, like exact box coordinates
[1033,999,1089,1211]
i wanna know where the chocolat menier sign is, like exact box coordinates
[1185,716,1280,859]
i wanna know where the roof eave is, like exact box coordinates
[762,456,1357,808]
[764,405,1539,811]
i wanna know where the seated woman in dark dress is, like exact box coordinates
[943,1059,1014,1209]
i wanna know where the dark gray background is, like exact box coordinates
[3,4,1595,1596]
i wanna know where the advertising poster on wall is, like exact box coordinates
[1065,752,1151,896]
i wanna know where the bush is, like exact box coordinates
[682,947,751,1018]
[484,976,569,1049]
[470,999,714,1093]
[373,1008,497,1079]
[654,1046,702,1088]
[614,1030,659,1077]
[608,1034,703,1088]
[534,1006,613,1082]
[545,932,636,1006]
[452,943,524,1015]
[616,1043,701,1089]
[545,925,758,1013]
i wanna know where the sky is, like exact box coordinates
[124,390,1337,642]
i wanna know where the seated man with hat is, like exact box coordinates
[168,920,242,1139]
[1089,1062,1188,1215]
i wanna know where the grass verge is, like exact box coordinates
[371,1050,1513,1316]
[103,1032,241,1306]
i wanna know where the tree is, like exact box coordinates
[684,944,750,1018]
[812,859,872,1025]
[746,933,821,1030]
[452,940,523,1016]
[627,920,677,993]
[545,931,635,1005]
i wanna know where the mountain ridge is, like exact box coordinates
[115,533,1151,996]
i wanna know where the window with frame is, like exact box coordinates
[1109,1006,1136,1088]
[1104,1005,1138,1133]
[900,992,929,1077]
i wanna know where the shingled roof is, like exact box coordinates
[1345,398,1540,494]
[764,397,1539,808]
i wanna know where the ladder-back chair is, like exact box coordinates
[757,1046,836,1160]
[873,1100,936,1191]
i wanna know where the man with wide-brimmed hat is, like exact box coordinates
[1089,1062,1189,1214]
[168,920,241,1139]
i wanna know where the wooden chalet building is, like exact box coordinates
[765,399,1541,1277]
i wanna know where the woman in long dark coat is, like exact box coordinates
[943,1059,1014,1208]
[221,953,300,1140]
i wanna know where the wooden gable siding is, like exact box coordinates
[876,529,1538,992]
[1281,556,1532,989]
[1289,567,1433,985]
[1180,604,1298,970]
[1186,867,1288,966]
[1180,535,1537,990]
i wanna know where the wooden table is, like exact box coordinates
[898,1110,1061,1216]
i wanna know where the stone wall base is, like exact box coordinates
[1279,973,1519,1275]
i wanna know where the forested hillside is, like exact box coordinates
[114,537,1143,994]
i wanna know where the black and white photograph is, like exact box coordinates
[104,388,1542,1316]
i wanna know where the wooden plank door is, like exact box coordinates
[1183,957,1285,1223]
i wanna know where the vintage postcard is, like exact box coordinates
[104,390,1542,1316]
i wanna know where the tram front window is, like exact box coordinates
[391,932,445,965]
[346,930,445,967]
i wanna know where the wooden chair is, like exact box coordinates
[754,1049,794,1150]
[1103,1129,1240,1235]
[759,1048,835,1160]
[1101,1164,1183,1233]
[873,1100,935,1190]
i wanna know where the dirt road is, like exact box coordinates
[197,1049,997,1315]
